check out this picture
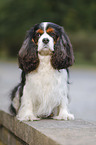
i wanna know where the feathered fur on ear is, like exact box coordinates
[18,26,39,73]
[51,27,74,70]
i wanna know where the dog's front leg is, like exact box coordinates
[53,97,74,120]
[16,91,40,121]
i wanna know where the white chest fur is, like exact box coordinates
[24,55,68,117]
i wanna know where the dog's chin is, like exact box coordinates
[38,49,52,56]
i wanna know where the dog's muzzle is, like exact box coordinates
[42,38,49,44]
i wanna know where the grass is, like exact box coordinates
[0,57,17,63]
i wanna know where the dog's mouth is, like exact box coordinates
[38,48,52,56]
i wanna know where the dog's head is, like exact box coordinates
[18,22,74,73]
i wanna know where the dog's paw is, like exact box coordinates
[53,113,74,121]
[16,114,40,121]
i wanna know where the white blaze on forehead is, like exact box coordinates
[38,22,54,54]
[41,22,48,32]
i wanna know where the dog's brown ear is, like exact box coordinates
[18,26,39,73]
[51,27,74,70]
[19,37,30,58]
[61,27,74,67]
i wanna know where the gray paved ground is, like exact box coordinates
[0,62,96,122]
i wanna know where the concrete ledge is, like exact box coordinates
[0,110,96,145]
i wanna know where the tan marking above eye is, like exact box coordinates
[36,29,44,34]
[46,27,54,33]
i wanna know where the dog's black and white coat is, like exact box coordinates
[10,22,74,121]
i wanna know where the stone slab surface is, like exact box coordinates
[0,110,96,145]
[26,119,96,145]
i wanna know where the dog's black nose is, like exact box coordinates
[42,38,49,44]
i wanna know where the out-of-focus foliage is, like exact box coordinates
[0,0,96,65]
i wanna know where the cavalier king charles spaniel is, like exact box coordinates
[10,22,74,121]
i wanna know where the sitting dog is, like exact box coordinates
[10,22,74,121]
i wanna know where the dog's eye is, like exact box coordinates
[34,33,41,42]
[36,33,41,38]
[34,33,41,44]
[49,32,56,38]
[49,32,59,42]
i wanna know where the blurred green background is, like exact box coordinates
[0,0,96,66]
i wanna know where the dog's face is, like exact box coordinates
[32,22,60,56]
[36,24,54,55]
[18,22,74,73]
